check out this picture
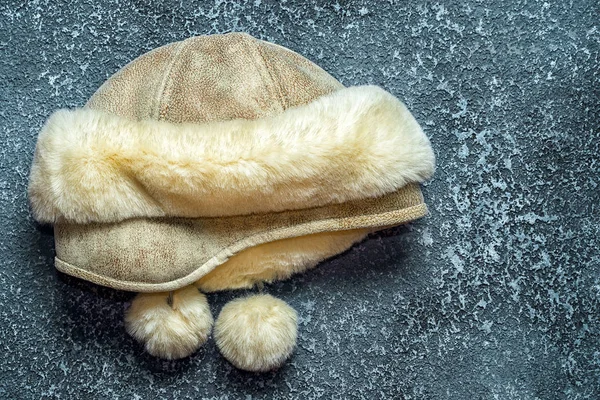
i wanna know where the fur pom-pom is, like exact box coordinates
[124,285,213,360]
[214,294,298,372]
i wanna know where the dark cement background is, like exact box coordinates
[1,0,599,399]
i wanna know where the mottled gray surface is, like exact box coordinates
[1,0,599,399]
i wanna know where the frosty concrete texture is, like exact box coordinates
[1,1,599,399]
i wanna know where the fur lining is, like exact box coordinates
[28,86,435,224]
[196,229,370,292]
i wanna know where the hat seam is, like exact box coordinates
[153,38,190,121]
[254,40,288,110]
[238,34,286,112]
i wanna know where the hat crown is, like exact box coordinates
[86,33,343,124]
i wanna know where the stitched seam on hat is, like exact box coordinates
[245,37,287,111]
[256,41,289,110]
[153,39,189,121]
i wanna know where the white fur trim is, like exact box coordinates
[28,86,435,224]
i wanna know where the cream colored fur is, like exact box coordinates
[196,228,371,292]
[214,295,298,372]
[28,85,435,224]
[124,285,213,360]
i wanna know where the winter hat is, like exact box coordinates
[28,33,435,370]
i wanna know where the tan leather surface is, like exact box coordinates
[86,33,343,123]
[56,33,428,291]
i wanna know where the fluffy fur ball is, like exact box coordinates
[124,285,213,360]
[214,294,298,372]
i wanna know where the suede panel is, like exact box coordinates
[85,40,183,120]
[53,33,430,291]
